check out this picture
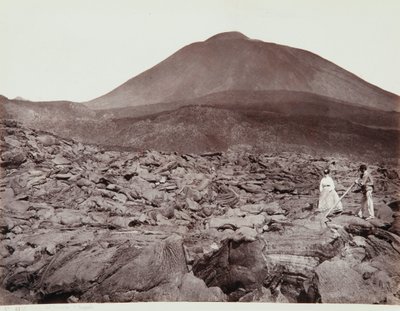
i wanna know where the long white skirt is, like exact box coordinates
[318,188,343,212]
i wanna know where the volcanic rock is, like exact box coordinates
[37,135,58,146]
[0,121,399,304]
[1,150,26,167]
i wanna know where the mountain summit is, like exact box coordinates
[2,32,399,160]
[86,31,399,112]
[205,31,250,41]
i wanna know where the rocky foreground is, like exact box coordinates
[0,120,399,304]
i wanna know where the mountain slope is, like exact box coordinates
[1,32,399,161]
[86,31,400,112]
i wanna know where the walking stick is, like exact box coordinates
[324,182,356,218]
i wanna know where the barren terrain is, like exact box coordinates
[1,120,399,304]
[1,31,400,305]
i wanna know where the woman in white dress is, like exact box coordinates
[318,169,343,213]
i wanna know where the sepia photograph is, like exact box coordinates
[0,0,399,309]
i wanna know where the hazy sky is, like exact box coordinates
[1,0,399,102]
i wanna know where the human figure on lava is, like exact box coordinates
[355,164,375,220]
[318,168,343,214]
